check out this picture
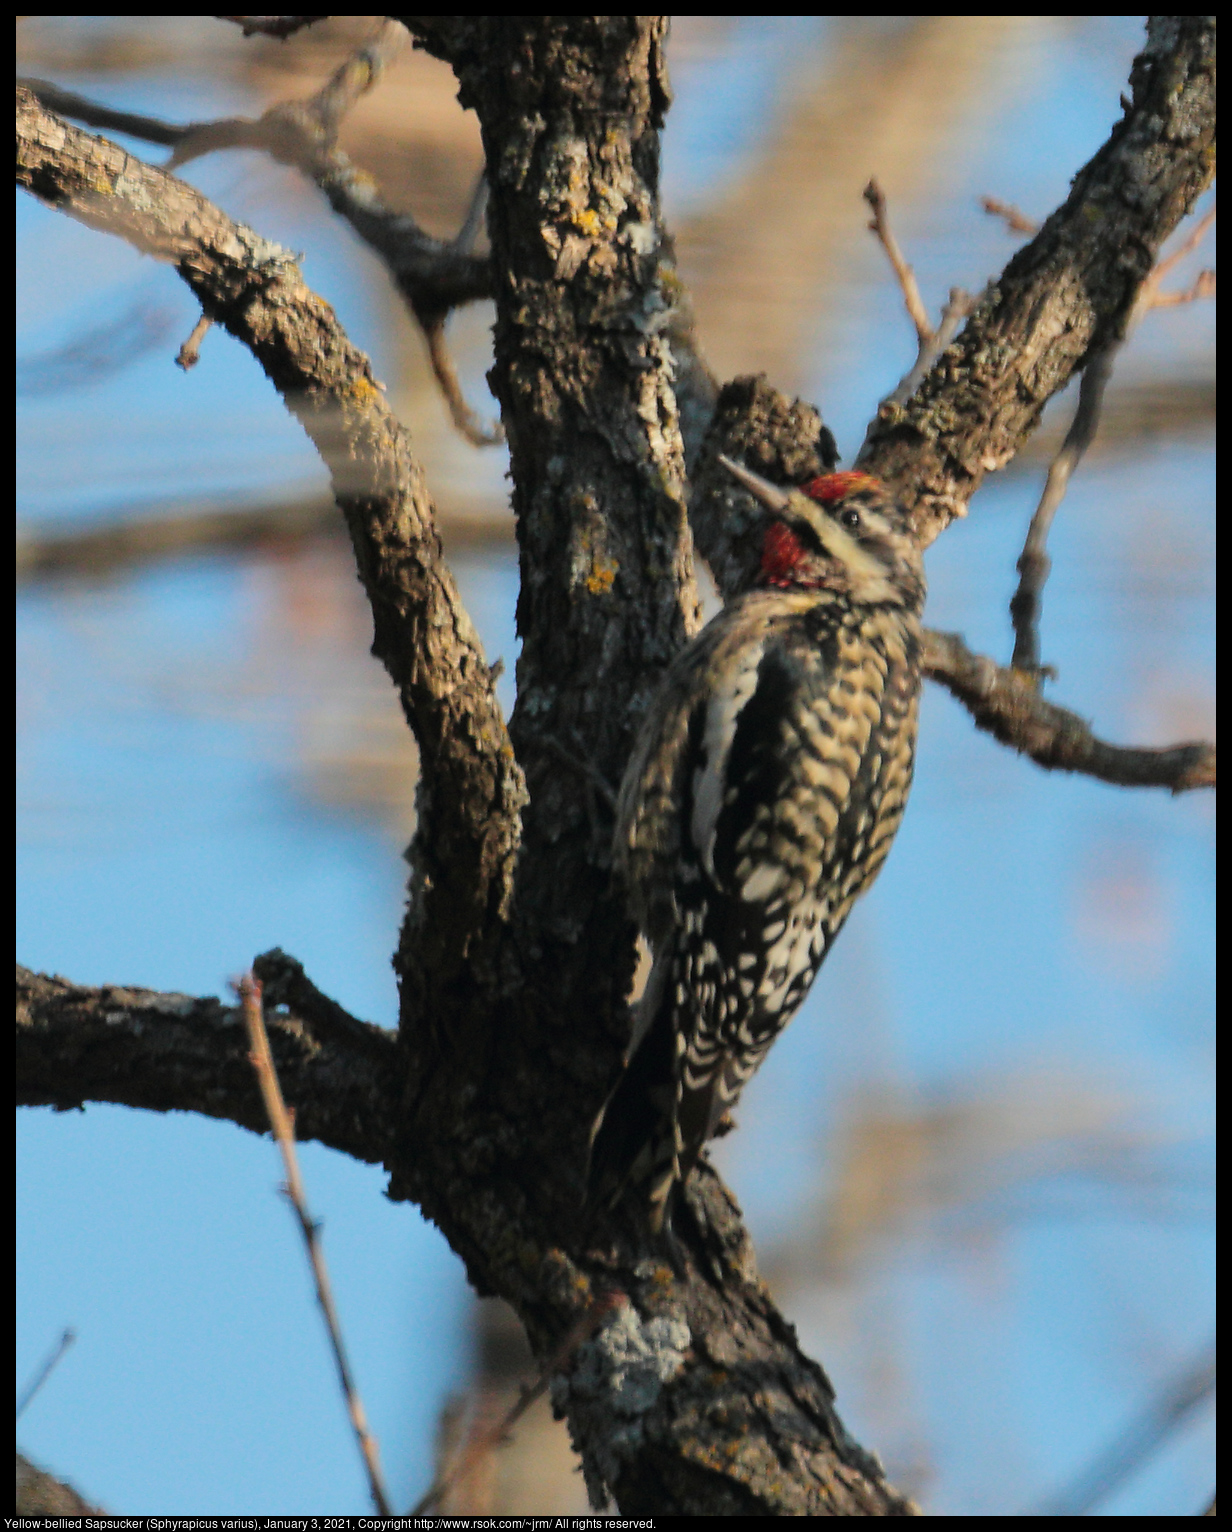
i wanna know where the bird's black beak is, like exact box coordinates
[717,454,792,515]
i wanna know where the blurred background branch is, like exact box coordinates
[15,15,1215,1517]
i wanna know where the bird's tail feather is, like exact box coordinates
[586,1010,677,1225]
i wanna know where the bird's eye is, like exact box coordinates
[840,507,861,530]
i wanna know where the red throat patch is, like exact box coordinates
[803,471,881,503]
[761,521,806,586]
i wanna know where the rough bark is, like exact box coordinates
[16,83,526,1011]
[16,1451,103,1516]
[856,15,1217,547]
[921,631,1217,791]
[690,376,1215,796]
[16,61,914,1514]
[15,14,1215,1516]
[16,963,400,1167]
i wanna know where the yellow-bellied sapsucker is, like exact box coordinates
[588,455,925,1235]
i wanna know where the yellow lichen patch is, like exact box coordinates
[586,555,618,595]
[574,207,604,238]
[347,376,381,407]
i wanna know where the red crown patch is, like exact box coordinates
[802,471,881,503]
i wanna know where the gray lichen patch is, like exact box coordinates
[554,1302,691,1499]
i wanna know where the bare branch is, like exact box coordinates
[218,15,325,41]
[15,76,186,146]
[20,38,498,445]
[14,957,916,1518]
[1145,267,1216,307]
[1010,201,1215,675]
[16,1329,76,1421]
[16,965,400,1164]
[174,311,212,371]
[17,86,526,986]
[423,314,504,446]
[864,177,933,344]
[15,494,513,584]
[165,19,405,170]
[238,975,392,1518]
[978,194,1039,236]
[1008,336,1120,674]
[1033,1336,1216,1516]
[1141,203,1216,296]
[859,16,1216,547]
[879,283,982,416]
[923,631,1216,792]
[862,180,985,418]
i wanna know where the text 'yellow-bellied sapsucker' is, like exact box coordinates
[588,455,925,1235]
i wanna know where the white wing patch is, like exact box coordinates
[690,640,765,880]
[740,860,787,903]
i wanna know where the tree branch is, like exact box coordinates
[16,84,527,1003]
[14,16,1215,1517]
[16,965,400,1165]
[16,1451,103,1516]
[689,377,1215,795]
[1007,336,1120,675]
[20,28,498,436]
[18,58,914,1517]
[857,15,1216,548]
[922,631,1216,791]
[1008,202,1215,676]
[238,974,394,1517]
[863,176,933,346]
[15,956,917,1516]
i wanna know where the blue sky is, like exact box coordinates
[17,17,1214,1515]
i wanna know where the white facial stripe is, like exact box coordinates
[815,515,898,601]
[786,494,901,605]
[690,640,765,878]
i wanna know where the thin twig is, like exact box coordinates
[15,493,514,584]
[15,77,186,147]
[1144,269,1216,308]
[885,284,981,410]
[20,43,498,450]
[1008,203,1215,675]
[16,1328,76,1421]
[406,173,500,445]
[314,21,401,137]
[923,630,1215,792]
[1139,204,1216,303]
[1009,335,1119,674]
[454,171,489,256]
[175,313,212,372]
[423,316,505,446]
[217,15,325,40]
[978,195,1039,236]
[1032,1336,1216,1515]
[540,734,618,812]
[864,178,933,343]
[412,1291,625,1514]
[237,974,393,1518]
[167,20,403,171]
[862,181,984,426]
